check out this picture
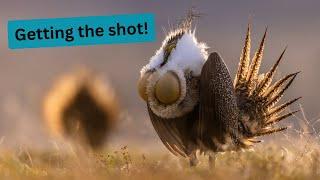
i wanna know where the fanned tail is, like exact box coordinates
[246,27,267,92]
[234,25,301,147]
[234,24,251,88]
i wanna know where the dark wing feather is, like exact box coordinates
[147,105,199,157]
[198,52,240,151]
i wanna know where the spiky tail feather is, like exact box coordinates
[234,24,300,147]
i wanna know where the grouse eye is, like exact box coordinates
[138,72,151,101]
[155,71,181,105]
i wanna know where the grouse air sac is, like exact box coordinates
[138,14,300,166]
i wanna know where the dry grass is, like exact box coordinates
[0,134,319,180]
[0,106,319,180]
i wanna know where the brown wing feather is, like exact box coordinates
[147,105,198,157]
[198,52,240,151]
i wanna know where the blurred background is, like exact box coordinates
[0,0,319,151]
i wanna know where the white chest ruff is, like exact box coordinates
[141,30,208,119]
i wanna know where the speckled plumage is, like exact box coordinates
[140,16,300,166]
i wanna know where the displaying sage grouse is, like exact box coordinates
[44,68,119,150]
[138,18,300,166]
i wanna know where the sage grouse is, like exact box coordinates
[137,18,300,166]
[44,68,119,150]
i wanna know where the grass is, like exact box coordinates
[0,106,319,179]
[0,134,319,180]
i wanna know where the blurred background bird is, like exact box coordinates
[43,67,119,150]
[138,11,300,167]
